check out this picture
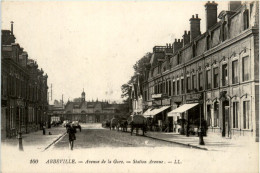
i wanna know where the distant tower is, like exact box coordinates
[81,88,85,102]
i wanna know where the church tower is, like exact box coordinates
[81,88,85,102]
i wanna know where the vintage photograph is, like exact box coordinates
[1,1,259,173]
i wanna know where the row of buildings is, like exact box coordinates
[132,1,259,141]
[48,90,129,123]
[1,23,49,139]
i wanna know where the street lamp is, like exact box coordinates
[18,105,23,151]
[199,103,205,145]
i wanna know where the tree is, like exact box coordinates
[121,52,152,102]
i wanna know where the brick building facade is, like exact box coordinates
[142,1,259,141]
[52,90,129,123]
[1,23,49,139]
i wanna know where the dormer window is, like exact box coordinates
[243,9,249,30]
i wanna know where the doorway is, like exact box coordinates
[168,117,173,132]
[222,100,229,137]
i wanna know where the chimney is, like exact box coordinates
[205,1,218,30]
[11,21,14,35]
[190,14,201,41]
[173,39,183,53]
[182,30,190,46]
[228,1,242,11]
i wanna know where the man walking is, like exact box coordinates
[67,124,76,150]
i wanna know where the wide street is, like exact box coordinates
[53,123,188,149]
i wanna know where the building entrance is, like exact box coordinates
[222,100,229,137]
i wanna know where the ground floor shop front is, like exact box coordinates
[143,87,258,142]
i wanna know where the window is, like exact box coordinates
[222,64,228,86]
[207,36,211,50]
[145,91,148,101]
[173,81,176,96]
[206,70,211,89]
[213,68,219,88]
[242,56,250,81]
[193,44,196,57]
[233,102,239,128]
[177,80,180,95]
[214,102,219,127]
[199,72,203,91]
[163,82,166,94]
[186,76,191,93]
[148,87,150,100]
[169,81,172,96]
[181,79,184,94]
[177,54,181,65]
[166,81,168,95]
[192,74,196,90]
[222,23,228,41]
[1,75,7,97]
[10,107,15,129]
[232,60,239,84]
[243,101,250,129]
[243,9,249,30]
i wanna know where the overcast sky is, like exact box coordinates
[2,1,229,104]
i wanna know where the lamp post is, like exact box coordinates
[199,103,205,145]
[17,104,23,151]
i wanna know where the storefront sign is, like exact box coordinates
[186,93,203,101]
[152,100,161,106]
[152,94,162,99]
[162,99,171,106]
[171,96,182,103]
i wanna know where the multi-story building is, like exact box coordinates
[142,1,259,141]
[1,23,49,139]
[56,90,129,123]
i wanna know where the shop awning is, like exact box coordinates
[143,108,153,116]
[143,106,170,118]
[168,103,199,114]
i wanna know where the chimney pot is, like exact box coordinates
[10,21,14,35]
[175,39,177,42]
[205,1,218,30]
[178,39,180,42]
[228,1,241,11]
[190,14,201,41]
[184,30,187,34]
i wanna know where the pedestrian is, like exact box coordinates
[67,124,76,150]
[43,123,46,135]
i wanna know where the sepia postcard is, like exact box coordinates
[1,0,259,173]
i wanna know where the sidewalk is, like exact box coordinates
[1,126,66,152]
[145,131,258,151]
